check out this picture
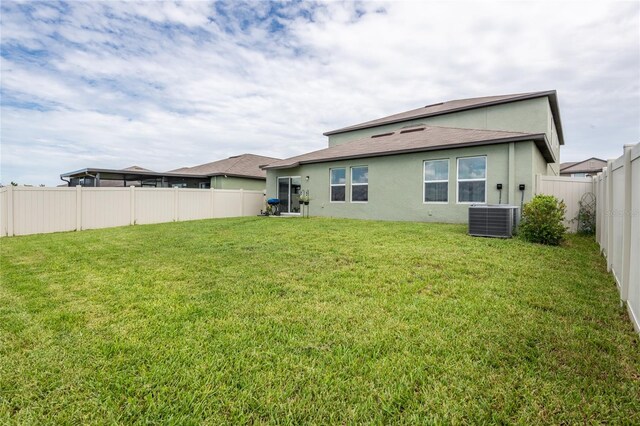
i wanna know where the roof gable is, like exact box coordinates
[168,153,281,179]
[560,157,606,173]
[324,90,565,145]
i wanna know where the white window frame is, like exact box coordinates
[350,166,368,203]
[423,159,449,204]
[329,168,346,203]
[456,156,487,204]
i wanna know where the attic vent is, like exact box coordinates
[401,123,425,129]
[424,102,444,108]
[371,132,394,138]
[400,127,425,134]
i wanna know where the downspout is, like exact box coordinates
[60,177,71,187]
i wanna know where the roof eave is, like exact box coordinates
[206,172,266,180]
[60,168,211,179]
[545,90,565,146]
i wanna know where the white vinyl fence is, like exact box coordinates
[0,186,265,237]
[535,174,595,232]
[594,143,640,333]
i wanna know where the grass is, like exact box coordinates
[1,217,638,424]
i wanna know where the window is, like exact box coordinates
[330,168,346,202]
[424,160,449,203]
[457,156,486,203]
[351,166,368,202]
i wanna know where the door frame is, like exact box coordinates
[277,176,301,215]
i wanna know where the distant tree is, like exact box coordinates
[10,182,18,186]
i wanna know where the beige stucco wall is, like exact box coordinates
[329,98,550,145]
[210,176,266,191]
[267,141,540,223]
[328,97,560,173]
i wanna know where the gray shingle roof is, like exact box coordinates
[559,158,606,173]
[559,161,578,170]
[263,125,549,169]
[168,153,280,179]
[324,90,564,145]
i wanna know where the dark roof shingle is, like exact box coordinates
[264,125,549,169]
[169,154,280,179]
[559,158,606,173]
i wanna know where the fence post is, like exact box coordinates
[76,185,82,231]
[594,174,601,245]
[211,187,215,218]
[240,189,245,216]
[606,161,614,272]
[174,187,179,222]
[620,145,633,302]
[7,185,14,237]
[130,186,135,226]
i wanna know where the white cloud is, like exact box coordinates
[1,0,638,185]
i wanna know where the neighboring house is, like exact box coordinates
[262,90,564,223]
[559,157,606,177]
[61,154,279,190]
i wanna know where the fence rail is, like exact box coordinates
[594,143,640,333]
[0,186,265,237]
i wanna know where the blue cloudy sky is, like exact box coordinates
[1,1,639,186]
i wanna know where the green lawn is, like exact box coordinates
[1,217,638,424]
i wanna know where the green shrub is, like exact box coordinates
[519,194,567,245]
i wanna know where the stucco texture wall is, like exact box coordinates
[210,176,266,191]
[267,142,539,223]
[328,97,559,173]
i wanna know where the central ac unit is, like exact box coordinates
[468,205,520,238]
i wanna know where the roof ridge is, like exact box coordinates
[561,157,606,170]
[221,154,248,174]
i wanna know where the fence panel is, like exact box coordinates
[177,189,213,222]
[12,187,77,236]
[595,143,640,333]
[82,188,132,230]
[627,147,640,331]
[213,190,243,218]
[243,190,265,216]
[135,188,176,225]
[535,175,594,232]
[0,188,7,237]
[610,162,625,286]
[0,186,265,237]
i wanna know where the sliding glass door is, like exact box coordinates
[277,176,301,214]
